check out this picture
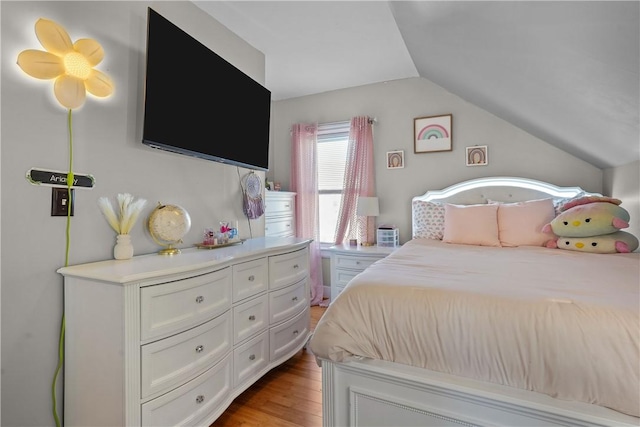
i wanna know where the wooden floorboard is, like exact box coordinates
[210,302,327,427]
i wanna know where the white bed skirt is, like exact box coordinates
[319,357,640,427]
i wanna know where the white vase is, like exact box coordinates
[114,234,134,260]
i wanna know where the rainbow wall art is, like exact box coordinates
[414,114,452,153]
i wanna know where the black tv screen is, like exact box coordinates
[142,8,271,171]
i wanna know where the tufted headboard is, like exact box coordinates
[411,176,600,238]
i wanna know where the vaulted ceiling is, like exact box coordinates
[193,1,639,169]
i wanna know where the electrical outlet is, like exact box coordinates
[51,188,74,216]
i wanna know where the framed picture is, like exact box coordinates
[414,114,453,153]
[466,145,488,166]
[386,150,405,169]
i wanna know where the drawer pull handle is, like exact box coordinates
[356,261,361,265]
[292,296,298,301]
[286,224,291,227]
[195,345,204,353]
[195,296,204,304]
[249,354,256,361]
[284,204,290,208]
[293,264,299,269]
[196,395,205,404]
[248,275,255,281]
[249,315,256,321]
[293,330,299,336]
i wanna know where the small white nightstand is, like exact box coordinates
[328,244,398,302]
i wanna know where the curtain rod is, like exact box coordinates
[289,117,377,133]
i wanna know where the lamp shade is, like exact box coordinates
[356,196,379,216]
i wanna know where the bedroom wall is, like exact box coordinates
[604,160,640,245]
[270,77,604,245]
[1,2,268,425]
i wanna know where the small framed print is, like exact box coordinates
[386,150,404,169]
[466,145,488,166]
[414,114,453,153]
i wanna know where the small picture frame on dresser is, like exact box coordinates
[266,181,274,190]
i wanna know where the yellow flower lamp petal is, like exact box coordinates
[17,18,114,109]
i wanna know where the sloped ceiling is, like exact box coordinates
[193,1,639,169]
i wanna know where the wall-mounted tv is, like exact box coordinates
[142,8,271,171]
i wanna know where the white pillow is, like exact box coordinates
[412,200,445,240]
[497,198,556,247]
[442,203,501,246]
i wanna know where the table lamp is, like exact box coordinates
[356,196,379,246]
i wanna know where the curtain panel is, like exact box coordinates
[334,116,376,245]
[290,123,325,306]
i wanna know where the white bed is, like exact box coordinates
[309,176,640,427]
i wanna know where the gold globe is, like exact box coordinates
[147,203,191,255]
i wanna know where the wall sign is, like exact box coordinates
[26,168,95,189]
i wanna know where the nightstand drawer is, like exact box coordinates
[264,193,295,216]
[333,254,378,271]
[335,269,360,287]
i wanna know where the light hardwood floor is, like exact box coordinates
[210,302,328,427]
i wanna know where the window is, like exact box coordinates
[317,121,350,244]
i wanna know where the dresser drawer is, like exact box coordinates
[233,294,268,345]
[269,306,309,362]
[269,278,307,325]
[141,354,232,427]
[265,218,294,237]
[232,258,268,303]
[141,311,232,399]
[234,331,269,388]
[264,193,295,217]
[333,254,378,271]
[141,268,231,342]
[269,248,309,290]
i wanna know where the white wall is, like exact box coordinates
[270,77,604,244]
[1,2,267,425]
[604,160,640,244]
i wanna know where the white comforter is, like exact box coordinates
[309,239,640,417]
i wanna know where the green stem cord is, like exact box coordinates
[52,109,73,427]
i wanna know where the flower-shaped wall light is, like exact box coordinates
[17,18,114,109]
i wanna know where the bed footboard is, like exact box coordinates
[320,358,639,427]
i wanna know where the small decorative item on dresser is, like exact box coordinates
[98,193,147,260]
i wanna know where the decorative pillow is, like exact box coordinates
[412,200,445,240]
[553,192,586,215]
[542,202,630,238]
[497,198,556,247]
[547,231,639,254]
[442,203,501,247]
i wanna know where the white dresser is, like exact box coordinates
[329,244,398,302]
[58,237,311,426]
[264,190,296,237]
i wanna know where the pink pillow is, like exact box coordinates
[497,198,556,247]
[443,204,501,246]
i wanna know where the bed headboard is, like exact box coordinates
[412,176,600,237]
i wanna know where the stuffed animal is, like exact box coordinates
[543,196,637,254]
[542,201,629,237]
[546,231,639,254]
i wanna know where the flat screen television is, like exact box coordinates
[142,8,271,171]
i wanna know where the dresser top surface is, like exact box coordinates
[58,237,311,284]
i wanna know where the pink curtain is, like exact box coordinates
[290,123,325,306]
[334,117,376,245]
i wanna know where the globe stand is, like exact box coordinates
[158,245,180,256]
